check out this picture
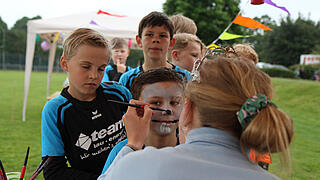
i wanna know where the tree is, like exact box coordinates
[163,0,242,45]
[6,16,41,55]
[265,16,320,66]
[243,15,277,62]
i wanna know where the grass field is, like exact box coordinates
[0,70,319,179]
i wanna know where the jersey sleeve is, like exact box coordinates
[102,82,132,102]
[118,71,130,88]
[102,65,113,83]
[41,99,65,157]
[100,139,128,174]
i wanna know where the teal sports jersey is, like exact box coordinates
[41,82,132,176]
[119,64,191,90]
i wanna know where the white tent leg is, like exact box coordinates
[23,32,36,122]
[47,42,57,98]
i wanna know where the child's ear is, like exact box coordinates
[168,37,176,50]
[136,35,143,48]
[60,56,69,72]
[171,50,179,61]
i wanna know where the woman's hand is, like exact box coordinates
[123,99,153,150]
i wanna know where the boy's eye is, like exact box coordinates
[98,68,105,72]
[82,65,90,69]
[170,101,180,106]
[160,34,168,38]
[146,33,153,37]
[191,54,199,58]
[150,101,161,106]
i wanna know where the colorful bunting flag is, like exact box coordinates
[53,32,60,43]
[233,14,272,31]
[207,43,220,49]
[264,0,290,15]
[219,32,248,40]
[97,10,127,17]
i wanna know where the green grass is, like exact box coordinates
[0,71,319,179]
[269,78,320,179]
[0,70,67,180]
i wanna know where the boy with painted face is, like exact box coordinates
[100,67,184,175]
[119,11,190,90]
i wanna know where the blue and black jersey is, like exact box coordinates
[102,64,132,82]
[41,82,132,178]
[119,63,191,90]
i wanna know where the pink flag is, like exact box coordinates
[264,0,290,15]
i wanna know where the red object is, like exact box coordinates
[136,105,145,117]
[128,38,132,49]
[251,0,264,5]
[20,166,26,180]
[20,147,30,180]
[97,10,127,17]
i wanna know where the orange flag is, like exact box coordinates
[233,15,272,31]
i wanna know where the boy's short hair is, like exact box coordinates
[131,67,184,99]
[110,37,128,49]
[168,33,204,61]
[63,28,111,60]
[233,44,259,64]
[169,14,197,35]
[138,11,174,39]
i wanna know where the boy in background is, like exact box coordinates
[102,37,132,82]
[41,28,131,180]
[169,33,204,72]
[169,14,197,35]
[119,11,190,90]
[99,67,184,176]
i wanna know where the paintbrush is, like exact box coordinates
[0,160,8,180]
[107,99,172,115]
[19,146,30,180]
[29,156,52,180]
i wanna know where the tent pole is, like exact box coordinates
[47,42,57,98]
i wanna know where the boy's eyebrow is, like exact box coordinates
[79,60,107,67]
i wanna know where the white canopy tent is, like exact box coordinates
[23,11,141,121]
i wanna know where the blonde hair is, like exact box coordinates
[168,33,204,61]
[169,14,197,35]
[233,44,259,64]
[185,57,293,169]
[110,37,128,49]
[62,28,111,60]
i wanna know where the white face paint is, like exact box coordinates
[140,81,184,136]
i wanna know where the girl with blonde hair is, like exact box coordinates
[99,56,294,180]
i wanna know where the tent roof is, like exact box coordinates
[28,11,141,39]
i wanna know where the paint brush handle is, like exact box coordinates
[29,156,52,180]
[0,160,8,180]
[20,147,30,180]
[107,99,170,113]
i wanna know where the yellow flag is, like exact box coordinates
[53,32,60,43]
[219,32,246,40]
[207,43,219,49]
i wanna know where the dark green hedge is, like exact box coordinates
[260,68,296,78]
[289,64,320,79]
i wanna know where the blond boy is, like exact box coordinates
[102,37,132,82]
[169,33,204,72]
[41,28,131,179]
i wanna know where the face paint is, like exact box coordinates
[140,81,184,136]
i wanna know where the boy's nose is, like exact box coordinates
[152,35,160,43]
[89,70,99,79]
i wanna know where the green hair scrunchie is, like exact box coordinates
[236,94,276,130]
